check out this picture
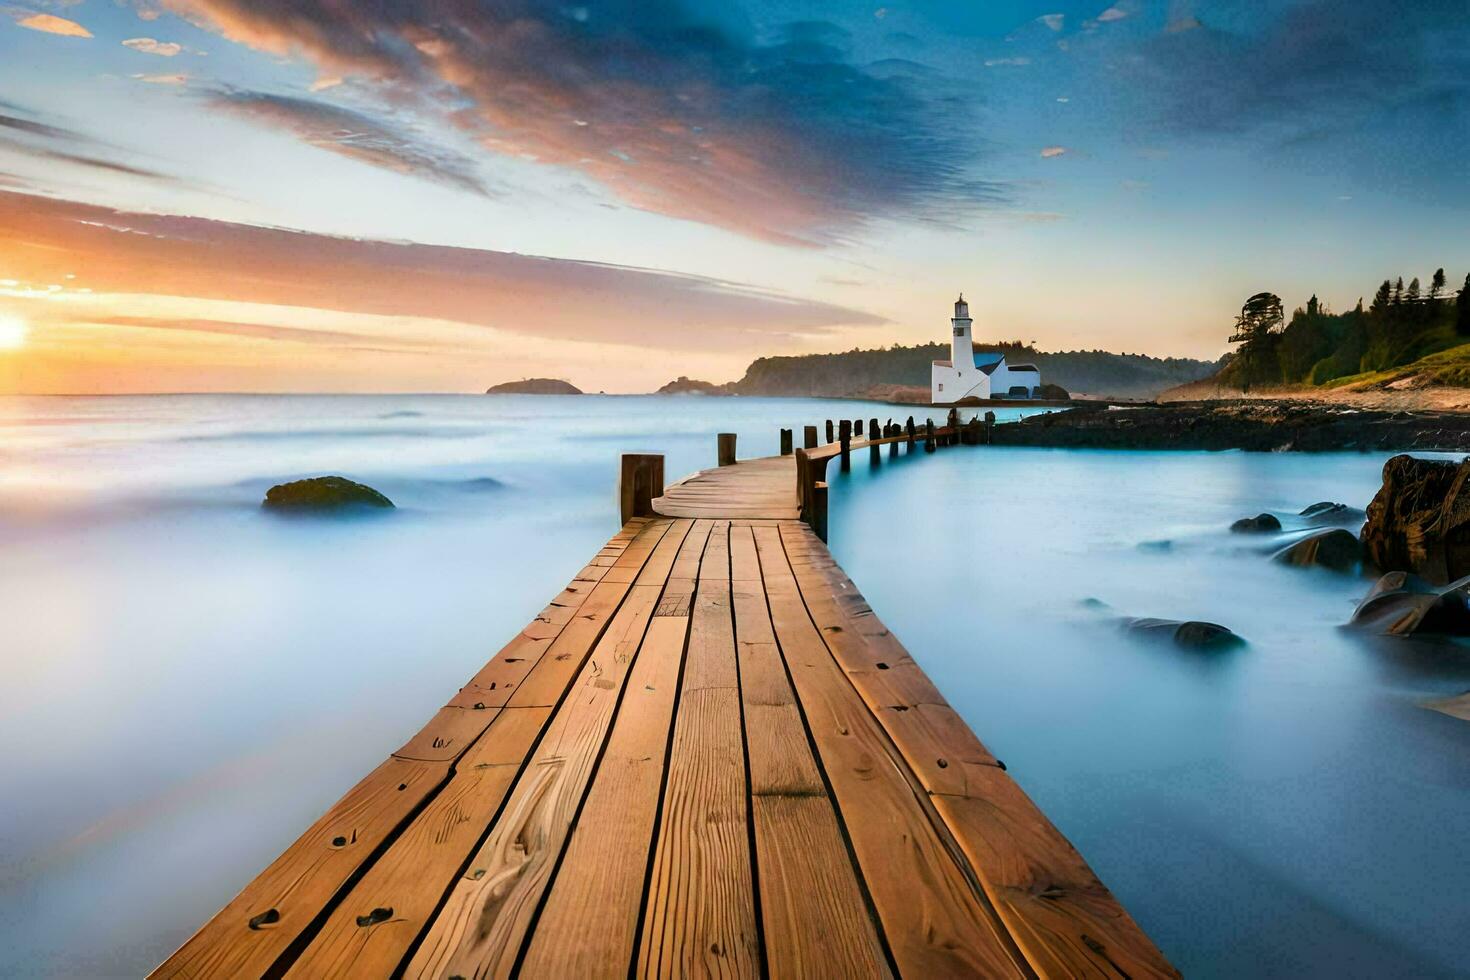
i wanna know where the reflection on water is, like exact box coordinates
[0,394,1014,977]
[1,396,1466,977]
[828,447,1470,979]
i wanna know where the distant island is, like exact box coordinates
[656,376,725,395]
[485,378,583,395]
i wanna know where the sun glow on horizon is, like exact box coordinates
[0,315,30,350]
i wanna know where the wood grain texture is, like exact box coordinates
[150,757,447,979]
[520,522,713,978]
[285,707,551,977]
[637,523,761,979]
[754,525,1028,979]
[731,524,890,978]
[406,523,692,979]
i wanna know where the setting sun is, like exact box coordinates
[0,315,28,349]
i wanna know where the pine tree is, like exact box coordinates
[1459,272,1470,336]
[1371,280,1392,316]
[1431,267,1446,303]
[1392,276,1404,306]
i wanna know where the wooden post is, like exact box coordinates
[825,419,834,444]
[985,410,996,445]
[803,424,818,449]
[906,416,916,450]
[838,419,852,472]
[869,418,881,465]
[779,428,793,456]
[925,418,936,453]
[717,432,737,467]
[855,418,864,437]
[811,481,829,542]
[619,453,664,525]
[888,421,899,459]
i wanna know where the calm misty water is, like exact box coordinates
[0,395,1466,978]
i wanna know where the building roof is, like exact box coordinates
[973,351,1004,374]
[1009,363,1039,372]
[932,359,952,368]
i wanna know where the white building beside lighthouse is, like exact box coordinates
[930,294,1041,403]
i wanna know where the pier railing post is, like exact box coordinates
[825,419,835,444]
[619,453,664,525]
[925,418,936,453]
[803,425,818,449]
[869,417,881,465]
[888,421,899,459]
[839,419,852,472]
[985,410,996,445]
[905,416,916,451]
[811,481,829,542]
[717,432,737,467]
[779,428,793,456]
[855,418,864,437]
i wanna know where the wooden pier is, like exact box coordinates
[155,418,1174,979]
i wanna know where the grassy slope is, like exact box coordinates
[1322,338,1470,390]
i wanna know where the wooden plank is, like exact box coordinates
[150,757,447,979]
[405,522,693,978]
[284,707,551,977]
[730,525,890,978]
[151,519,665,980]
[753,525,1027,978]
[520,521,713,977]
[636,522,762,978]
[778,523,1176,979]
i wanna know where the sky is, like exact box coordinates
[0,0,1465,393]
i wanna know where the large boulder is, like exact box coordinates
[1348,571,1470,636]
[1273,529,1364,572]
[1361,455,1470,584]
[1120,617,1244,650]
[263,476,394,512]
[1299,501,1363,524]
[1231,513,1282,533]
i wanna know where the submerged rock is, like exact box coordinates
[1348,571,1470,636]
[1361,454,1470,585]
[1273,529,1364,572]
[1120,617,1244,650]
[1231,513,1282,533]
[263,476,394,512]
[1299,501,1364,524]
[1424,691,1470,723]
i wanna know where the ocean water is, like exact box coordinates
[0,395,1466,977]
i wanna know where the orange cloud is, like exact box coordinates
[14,12,93,38]
[0,190,882,353]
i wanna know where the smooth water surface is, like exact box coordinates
[1,395,1466,977]
[0,394,1019,977]
[828,446,1470,979]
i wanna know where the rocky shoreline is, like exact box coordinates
[991,400,1470,453]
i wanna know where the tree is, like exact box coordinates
[1431,267,1446,303]
[1228,291,1284,389]
[1459,272,1470,336]
[1371,280,1392,316]
[1392,276,1404,306]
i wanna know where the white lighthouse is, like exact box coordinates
[930,292,1041,403]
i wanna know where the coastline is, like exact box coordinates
[989,400,1470,452]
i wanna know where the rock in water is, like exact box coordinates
[1273,529,1364,572]
[1231,513,1282,533]
[1348,571,1470,636]
[1361,455,1470,584]
[484,378,582,394]
[263,476,394,512]
[1121,617,1243,650]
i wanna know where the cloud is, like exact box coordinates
[205,90,492,197]
[122,37,182,56]
[133,73,189,84]
[1039,14,1065,31]
[163,0,1004,245]
[0,106,184,183]
[1040,146,1068,157]
[0,190,885,351]
[984,57,1031,67]
[12,11,92,37]
[1096,6,1129,22]
[87,315,442,350]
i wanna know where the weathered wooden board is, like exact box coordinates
[520,521,713,977]
[636,523,762,978]
[753,525,1027,978]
